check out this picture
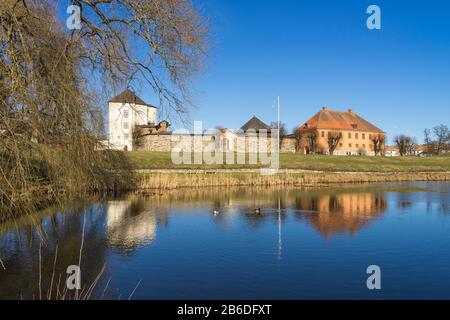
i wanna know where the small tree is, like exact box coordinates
[327,131,342,155]
[132,126,145,149]
[371,134,384,156]
[424,128,434,155]
[306,132,317,154]
[433,124,449,154]
[294,127,303,153]
[394,134,413,156]
[408,137,419,156]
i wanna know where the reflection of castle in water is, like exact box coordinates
[103,189,388,252]
[294,193,387,238]
[106,199,157,253]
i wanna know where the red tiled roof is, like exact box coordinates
[299,108,384,133]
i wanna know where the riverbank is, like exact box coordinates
[134,170,450,191]
[128,152,450,172]
[3,151,450,218]
[126,152,450,190]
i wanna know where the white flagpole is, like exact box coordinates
[277,96,280,154]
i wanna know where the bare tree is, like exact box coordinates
[132,126,145,149]
[293,127,303,153]
[408,137,419,155]
[0,0,208,216]
[433,124,449,154]
[271,121,287,144]
[424,128,434,155]
[327,131,342,155]
[394,135,412,156]
[371,134,385,156]
[70,0,208,119]
[306,132,317,154]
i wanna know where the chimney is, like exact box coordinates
[348,108,353,113]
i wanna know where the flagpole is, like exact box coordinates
[277,96,280,154]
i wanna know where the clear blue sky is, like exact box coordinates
[60,0,450,143]
[145,0,449,144]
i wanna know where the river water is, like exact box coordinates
[1,182,450,299]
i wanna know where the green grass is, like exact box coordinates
[127,152,450,172]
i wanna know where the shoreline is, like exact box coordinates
[134,170,450,190]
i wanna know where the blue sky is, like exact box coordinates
[143,0,450,143]
[61,0,450,143]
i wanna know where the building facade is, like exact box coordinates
[295,107,385,156]
[108,91,384,156]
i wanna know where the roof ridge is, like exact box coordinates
[109,89,157,108]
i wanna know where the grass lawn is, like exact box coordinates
[127,152,450,172]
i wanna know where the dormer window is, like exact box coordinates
[351,123,357,129]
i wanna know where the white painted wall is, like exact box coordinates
[108,102,157,151]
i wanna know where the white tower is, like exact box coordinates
[108,89,157,151]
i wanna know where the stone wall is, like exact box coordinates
[141,134,172,152]
[137,133,297,153]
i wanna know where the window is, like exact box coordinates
[356,144,359,148]
[124,109,129,118]
[349,143,352,147]
[124,134,129,140]
[369,134,372,140]
[363,144,366,148]
[355,133,359,139]
[348,132,351,139]
[321,131,325,138]
[339,143,343,147]
[339,132,343,138]
[123,122,129,130]
[362,133,365,139]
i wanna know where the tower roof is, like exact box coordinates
[109,89,156,108]
[239,116,271,132]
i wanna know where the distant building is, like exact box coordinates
[108,89,157,151]
[296,107,385,156]
[384,145,400,157]
[385,144,428,157]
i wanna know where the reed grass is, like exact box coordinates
[134,171,450,190]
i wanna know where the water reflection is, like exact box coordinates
[107,200,157,254]
[1,183,449,299]
[294,192,387,238]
